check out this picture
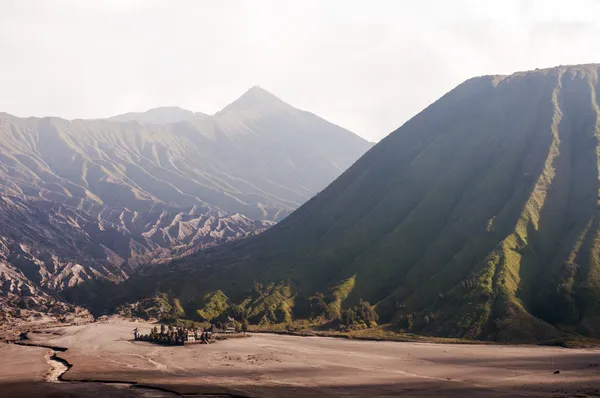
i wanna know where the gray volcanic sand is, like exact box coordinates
[1,319,599,397]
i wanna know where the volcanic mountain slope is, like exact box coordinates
[0,195,271,291]
[0,259,92,335]
[0,194,271,321]
[0,87,371,221]
[119,64,600,342]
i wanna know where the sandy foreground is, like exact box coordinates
[0,319,599,397]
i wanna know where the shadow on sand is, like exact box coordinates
[1,376,600,398]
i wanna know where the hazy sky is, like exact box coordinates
[1,0,599,142]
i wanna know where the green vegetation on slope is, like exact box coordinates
[196,291,231,321]
[116,292,185,322]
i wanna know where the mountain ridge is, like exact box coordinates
[107,106,208,124]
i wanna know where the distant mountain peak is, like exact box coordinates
[245,85,278,98]
[218,86,289,114]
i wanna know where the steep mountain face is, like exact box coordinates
[0,87,371,221]
[0,195,271,290]
[0,259,92,336]
[0,195,271,321]
[121,64,600,342]
[108,106,207,124]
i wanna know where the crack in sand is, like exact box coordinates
[38,345,247,397]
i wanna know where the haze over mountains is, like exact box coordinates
[112,64,600,342]
[107,106,208,124]
[0,86,372,221]
[0,87,371,322]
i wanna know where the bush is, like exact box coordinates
[340,300,379,329]
[324,303,341,320]
[230,304,248,321]
[342,308,357,325]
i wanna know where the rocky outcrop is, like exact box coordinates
[0,195,271,320]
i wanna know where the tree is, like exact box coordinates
[242,319,249,332]
[265,307,277,323]
[230,304,247,320]
[342,308,357,326]
[356,300,378,324]
[339,300,379,329]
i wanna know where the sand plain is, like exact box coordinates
[0,319,599,397]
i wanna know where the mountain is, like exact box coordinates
[0,255,92,336]
[0,87,371,222]
[0,87,370,323]
[0,194,271,321]
[114,64,600,342]
[108,106,207,124]
[0,195,273,289]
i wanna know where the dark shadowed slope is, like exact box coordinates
[122,64,600,342]
[0,87,372,222]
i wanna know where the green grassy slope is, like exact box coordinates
[110,65,600,342]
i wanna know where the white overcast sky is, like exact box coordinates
[1,0,599,141]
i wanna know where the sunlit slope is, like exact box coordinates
[139,65,600,341]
